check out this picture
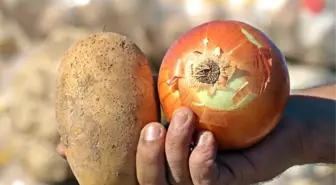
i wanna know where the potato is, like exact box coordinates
[55,32,159,185]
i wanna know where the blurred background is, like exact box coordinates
[0,0,335,184]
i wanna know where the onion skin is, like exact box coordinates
[158,20,290,150]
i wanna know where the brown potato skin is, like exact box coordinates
[55,33,159,185]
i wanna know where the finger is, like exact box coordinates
[56,143,67,160]
[136,122,168,185]
[189,131,219,185]
[165,107,195,185]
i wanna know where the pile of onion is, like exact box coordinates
[158,20,290,150]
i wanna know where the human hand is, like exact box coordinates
[135,106,310,185]
[56,103,332,185]
[57,83,335,185]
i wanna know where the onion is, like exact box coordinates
[158,20,290,150]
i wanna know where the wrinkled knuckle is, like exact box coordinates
[168,157,188,169]
[192,139,216,157]
[190,149,214,167]
[165,137,180,151]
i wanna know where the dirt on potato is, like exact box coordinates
[55,32,159,185]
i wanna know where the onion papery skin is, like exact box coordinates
[158,20,290,150]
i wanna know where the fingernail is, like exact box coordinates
[197,132,211,146]
[145,125,162,141]
[172,110,188,124]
